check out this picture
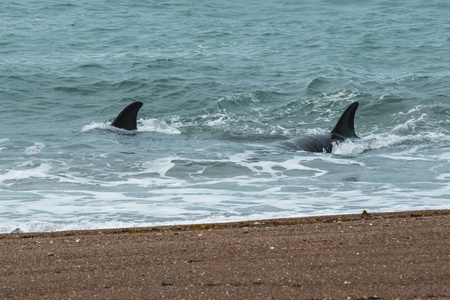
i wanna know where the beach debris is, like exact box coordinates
[11,228,22,234]
[11,228,23,238]
[161,282,173,287]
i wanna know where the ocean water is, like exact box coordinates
[1,1,449,233]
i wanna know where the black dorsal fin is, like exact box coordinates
[330,101,359,139]
[111,101,143,130]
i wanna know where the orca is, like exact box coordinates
[278,102,360,153]
[111,101,143,130]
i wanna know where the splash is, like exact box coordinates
[81,118,181,134]
[138,118,181,134]
[81,122,111,132]
[0,163,52,186]
[25,142,46,155]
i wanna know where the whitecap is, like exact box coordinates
[0,138,8,152]
[0,164,52,185]
[82,118,181,134]
[138,118,181,134]
[228,151,328,178]
[436,173,450,180]
[81,122,110,131]
[25,142,45,155]
[141,157,177,177]
[332,139,367,155]
[392,113,428,133]
[204,113,230,127]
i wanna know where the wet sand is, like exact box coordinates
[1,210,449,299]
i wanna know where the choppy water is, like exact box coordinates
[1,1,449,233]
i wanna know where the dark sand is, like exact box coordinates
[1,210,449,300]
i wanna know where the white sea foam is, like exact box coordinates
[436,173,450,180]
[321,89,360,104]
[398,105,424,116]
[24,142,45,155]
[81,118,181,134]
[379,148,433,161]
[141,157,176,177]
[138,118,181,134]
[228,151,328,178]
[332,130,450,156]
[2,176,449,234]
[204,113,230,127]
[0,138,9,152]
[0,163,52,185]
[81,122,110,131]
[332,139,368,155]
[1,131,449,234]
[4,179,447,234]
[392,113,428,133]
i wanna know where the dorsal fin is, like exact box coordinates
[331,101,359,139]
[111,101,143,130]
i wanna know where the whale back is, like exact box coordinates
[280,135,334,153]
[111,101,143,130]
[278,102,360,153]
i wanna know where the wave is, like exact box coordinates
[333,131,450,156]
[0,163,53,187]
[81,117,181,134]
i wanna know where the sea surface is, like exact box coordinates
[1,1,449,233]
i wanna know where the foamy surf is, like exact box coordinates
[81,118,181,134]
[1,0,450,234]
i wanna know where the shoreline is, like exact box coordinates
[1,209,449,299]
[1,209,448,238]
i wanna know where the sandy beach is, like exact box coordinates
[1,210,449,299]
